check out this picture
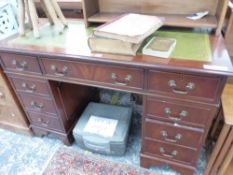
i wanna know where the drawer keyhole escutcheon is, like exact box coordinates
[159,147,178,158]
[50,64,68,76]
[168,80,195,95]
[160,130,182,143]
[31,101,44,110]
[22,82,36,93]
[164,107,188,121]
[12,59,28,71]
[111,73,132,86]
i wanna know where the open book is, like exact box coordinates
[142,37,176,58]
[93,13,164,44]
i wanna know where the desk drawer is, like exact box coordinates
[19,93,57,115]
[143,118,203,149]
[142,139,198,165]
[145,97,215,127]
[0,53,42,74]
[0,104,27,126]
[140,154,196,175]
[27,111,64,131]
[147,70,223,102]
[10,77,50,97]
[41,59,144,90]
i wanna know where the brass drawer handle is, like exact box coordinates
[111,73,132,86]
[164,107,188,121]
[160,130,182,143]
[50,64,68,76]
[168,80,195,95]
[22,82,36,93]
[37,118,49,127]
[30,101,44,110]
[160,147,178,159]
[12,59,28,71]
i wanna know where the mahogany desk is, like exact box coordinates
[0,21,233,175]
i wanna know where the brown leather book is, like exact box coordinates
[88,36,142,56]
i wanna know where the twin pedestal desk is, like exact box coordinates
[0,22,233,175]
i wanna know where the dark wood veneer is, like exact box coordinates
[10,76,50,97]
[0,53,42,75]
[145,97,217,128]
[142,139,199,166]
[143,118,204,149]
[0,20,232,175]
[27,111,64,131]
[141,153,196,175]
[18,93,57,115]
[41,58,144,90]
[147,70,225,104]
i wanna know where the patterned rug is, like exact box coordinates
[0,128,60,175]
[43,147,156,175]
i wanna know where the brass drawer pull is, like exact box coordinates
[12,59,28,71]
[159,147,178,159]
[30,101,44,110]
[164,107,188,121]
[160,130,182,143]
[50,64,68,76]
[37,118,49,127]
[22,82,36,93]
[111,73,132,86]
[168,80,195,95]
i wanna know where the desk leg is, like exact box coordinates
[31,126,74,146]
[58,132,74,146]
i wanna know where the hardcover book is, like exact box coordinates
[88,36,142,56]
[93,13,164,44]
[142,37,176,58]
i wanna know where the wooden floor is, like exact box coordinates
[225,159,233,175]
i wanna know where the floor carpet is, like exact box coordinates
[0,127,205,175]
[0,129,60,175]
[43,147,156,175]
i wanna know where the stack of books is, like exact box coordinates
[88,13,164,56]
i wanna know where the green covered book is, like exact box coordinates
[142,37,176,58]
